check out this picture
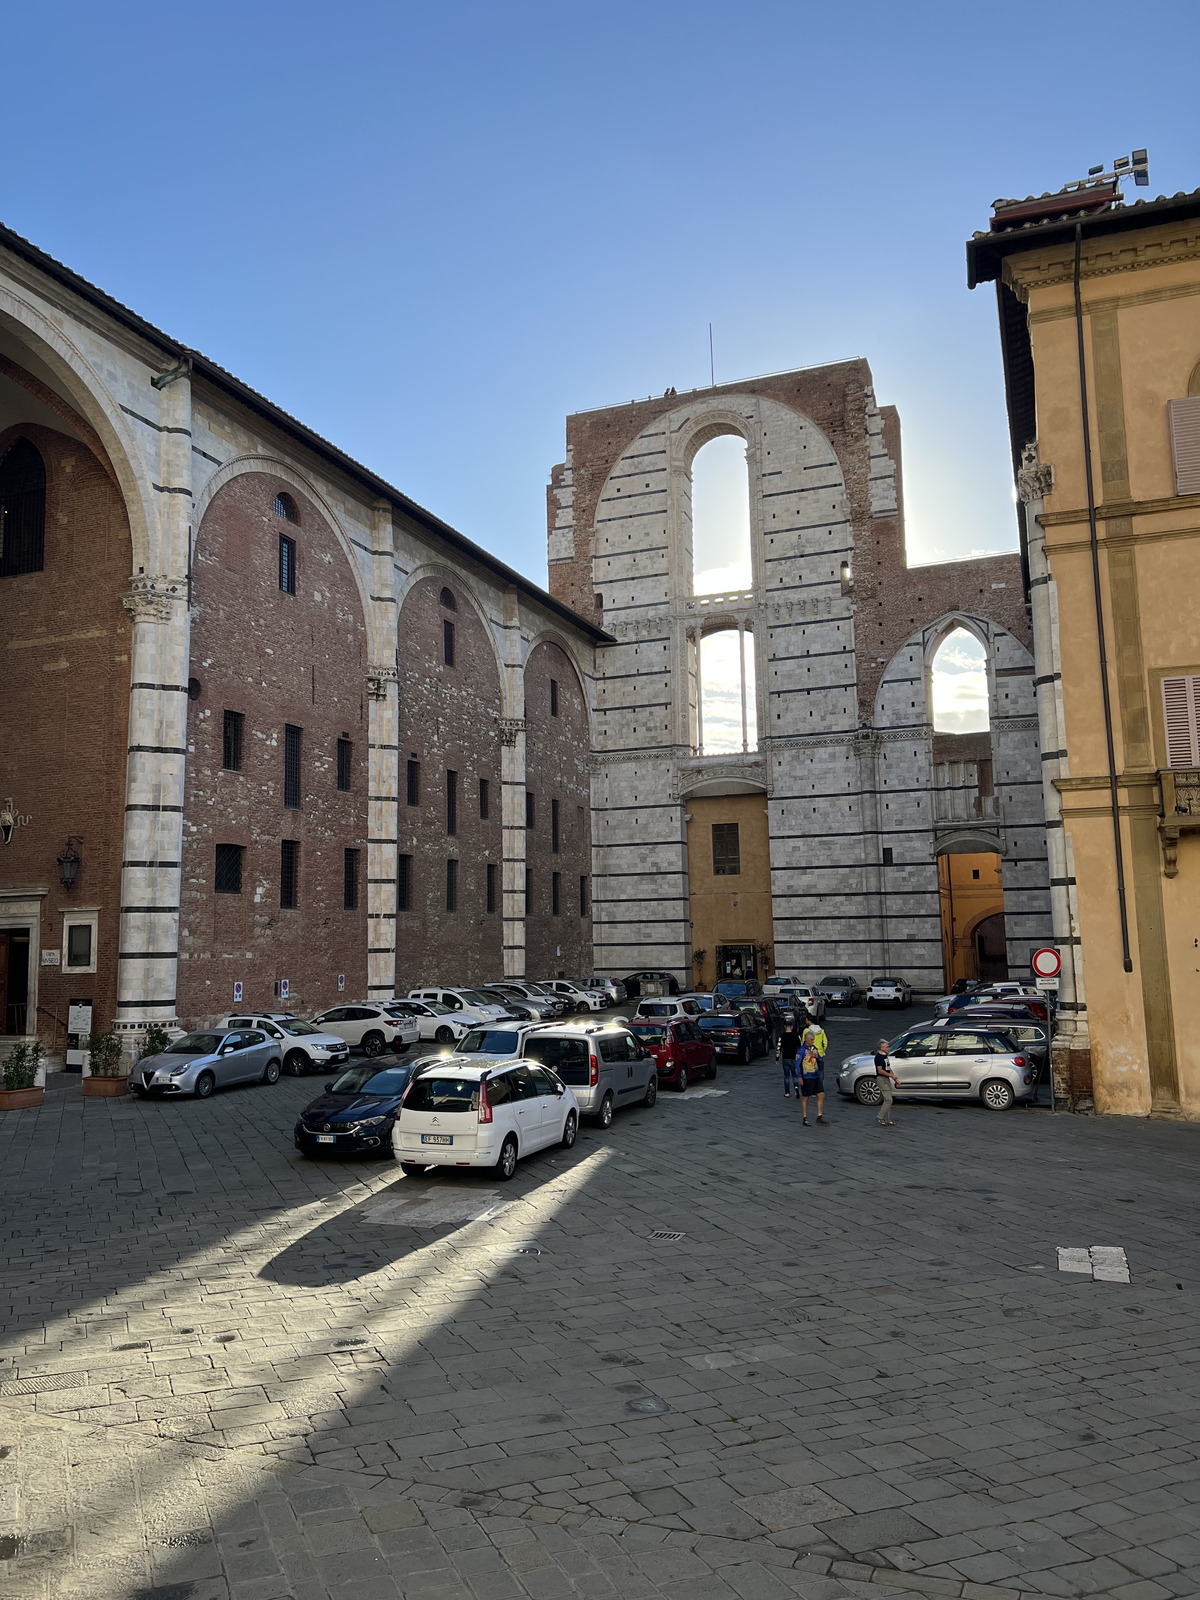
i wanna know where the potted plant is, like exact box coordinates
[82,1028,127,1097]
[0,1040,44,1111]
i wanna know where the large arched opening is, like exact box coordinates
[690,433,751,597]
[695,626,757,755]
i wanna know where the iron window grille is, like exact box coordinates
[0,438,46,578]
[551,798,560,853]
[526,790,535,829]
[439,586,457,610]
[398,854,413,911]
[274,491,299,523]
[278,533,296,594]
[337,736,352,792]
[446,858,458,913]
[446,769,458,836]
[406,759,420,806]
[552,871,561,916]
[284,725,302,809]
[486,862,497,914]
[579,875,588,916]
[479,777,489,820]
[882,847,894,866]
[215,843,244,895]
[711,822,741,876]
[222,710,244,772]
[443,619,455,666]
[343,848,360,911]
[550,677,559,716]
[280,840,299,908]
[524,868,532,914]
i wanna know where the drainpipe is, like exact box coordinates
[1073,223,1133,973]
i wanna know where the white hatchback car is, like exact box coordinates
[866,976,913,1008]
[538,979,605,1011]
[309,1004,418,1056]
[407,987,513,1024]
[394,1060,578,1180]
[385,999,472,1045]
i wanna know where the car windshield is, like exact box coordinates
[699,1014,740,1030]
[167,1032,225,1054]
[278,1019,319,1035]
[528,984,557,996]
[629,1024,668,1044]
[457,1029,522,1054]
[328,1064,413,1096]
[820,976,849,985]
[403,1075,479,1113]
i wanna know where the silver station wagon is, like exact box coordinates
[836,1026,1038,1112]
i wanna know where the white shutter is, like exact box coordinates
[1168,397,1200,495]
[1161,675,1200,768]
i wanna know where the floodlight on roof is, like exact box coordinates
[1054,148,1150,201]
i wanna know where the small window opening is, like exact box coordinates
[215,843,243,895]
[446,769,458,836]
[526,790,535,829]
[66,923,93,967]
[486,862,498,914]
[551,798,560,853]
[479,777,490,819]
[280,840,300,908]
[398,854,413,910]
[550,678,559,716]
[406,759,420,805]
[284,724,303,809]
[443,618,455,666]
[446,858,459,912]
[274,491,299,523]
[712,822,741,876]
[222,710,244,772]
[343,848,360,910]
[279,533,296,594]
[336,736,352,792]
[552,871,561,915]
[439,586,457,610]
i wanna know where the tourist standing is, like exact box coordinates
[776,1019,802,1099]
[874,1038,899,1126]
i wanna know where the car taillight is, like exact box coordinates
[589,1053,599,1086]
[1013,1055,1025,1068]
[478,1079,493,1124]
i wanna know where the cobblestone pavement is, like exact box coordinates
[2,1010,1200,1600]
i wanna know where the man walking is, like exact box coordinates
[874,1038,899,1126]
[776,1018,802,1099]
[800,1019,829,1124]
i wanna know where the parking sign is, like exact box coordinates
[337,973,345,992]
[280,978,290,1001]
[233,981,243,1004]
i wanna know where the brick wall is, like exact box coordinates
[0,422,130,1050]
[523,641,592,979]
[395,577,504,986]
[180,473,368,1022]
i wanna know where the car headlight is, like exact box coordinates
[346,1115,388,1132]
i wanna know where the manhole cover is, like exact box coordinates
[626,1395,671,1416]
[649,1230,685,1242]
[515,1246,542,1257]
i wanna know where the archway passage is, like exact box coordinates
[938,850,1005,990]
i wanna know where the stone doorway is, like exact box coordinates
[0,928,30,1036]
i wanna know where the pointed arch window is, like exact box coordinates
[0,438,46,577]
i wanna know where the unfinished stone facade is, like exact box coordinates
[549,364,1052,993]
[0,223,600,1062]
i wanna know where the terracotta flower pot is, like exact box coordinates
[0,1086,44,1110]
[82,1076,128,1098]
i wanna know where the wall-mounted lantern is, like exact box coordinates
[57,837,83,890]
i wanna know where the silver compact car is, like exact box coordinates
[836,1026,1038,1111]
[131,1028,283,1099]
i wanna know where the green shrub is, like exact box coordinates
[3,1040,43,1091]
[138,1024,172,1060]
[87,1030,125,1078]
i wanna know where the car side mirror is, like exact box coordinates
[323,1081,335,1092]
[554,1084,565,1096]
[219,1043,236,1056]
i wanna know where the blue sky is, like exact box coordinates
[5,2,1197,585]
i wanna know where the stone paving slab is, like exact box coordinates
[1,1013,1200,1597]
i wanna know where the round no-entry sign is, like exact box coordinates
[1031,947,1061,979]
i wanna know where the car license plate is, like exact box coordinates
[317,1134,336,1144]
[421,1134,452,1145]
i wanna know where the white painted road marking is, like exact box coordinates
[367,1191,509,1227]
[1057,1245,1130,1281]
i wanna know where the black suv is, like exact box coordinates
[697,1008,770,1063]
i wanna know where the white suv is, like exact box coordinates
[220,1013,351,1075]
[394,1060,579,1180]
[635,998,703,1022]
[309,1004,417,1056]
[385,999,471,1045]
[407,987,513,1023]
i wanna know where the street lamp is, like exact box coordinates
[57,837,83,890]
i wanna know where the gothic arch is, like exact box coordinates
[0,287,156,571]
[397,561,507,696]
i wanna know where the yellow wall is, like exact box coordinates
[937,852,1005,988]
[1007,214,1200,1116]
[686,794,773,990]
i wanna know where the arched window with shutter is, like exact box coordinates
[0,437,46,578]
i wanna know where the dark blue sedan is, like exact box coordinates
[294,1061,417,1156]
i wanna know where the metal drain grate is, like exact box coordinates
[0,1372,88,1396]
[649,1230,685,1242]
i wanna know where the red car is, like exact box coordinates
[627,1018,716,1091]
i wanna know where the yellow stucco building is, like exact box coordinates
[685,794,773,991]
[969,177,1200,1115]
